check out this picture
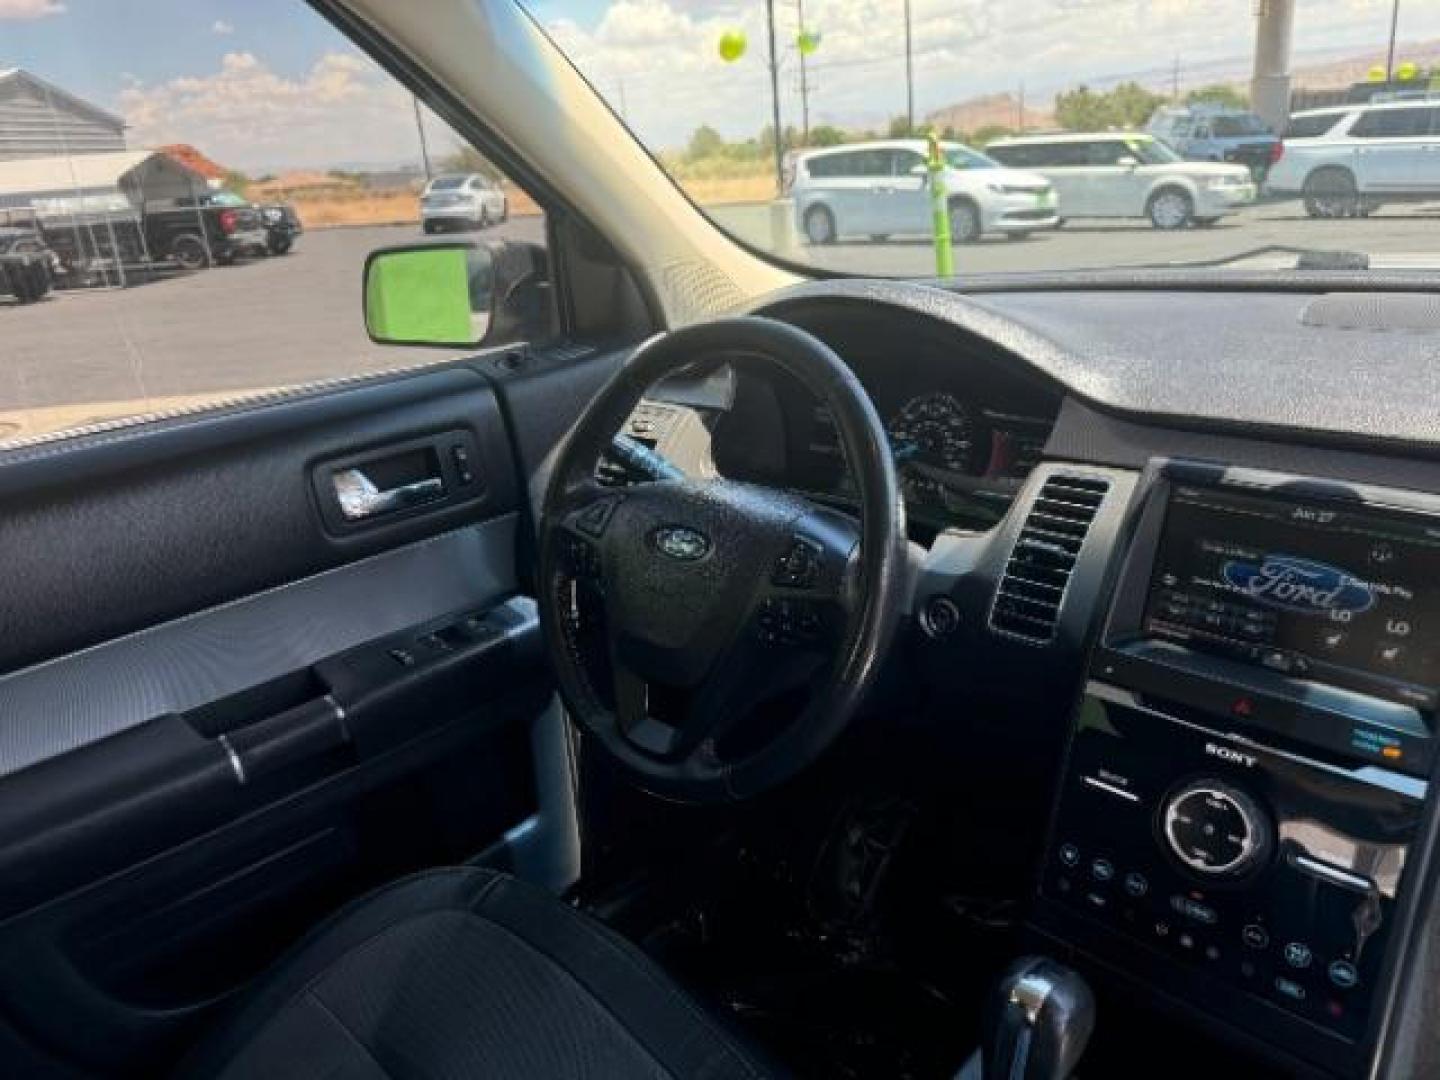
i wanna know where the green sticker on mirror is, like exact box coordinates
[365,247,477,345]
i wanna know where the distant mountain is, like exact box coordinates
[924,92,1054,135]
[921,38,1440,135]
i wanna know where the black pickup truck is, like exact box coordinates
[0,227,55,303]
[151,192,268,269]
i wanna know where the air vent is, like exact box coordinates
[989,474,1110,643]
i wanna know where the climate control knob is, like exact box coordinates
[1162,780,1271,879]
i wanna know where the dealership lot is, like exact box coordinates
[710,197,1440,275]
[2,200,1437,440]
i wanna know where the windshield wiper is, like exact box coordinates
[1142,245,1372,271]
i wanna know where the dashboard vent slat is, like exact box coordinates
[989,473,1110,644]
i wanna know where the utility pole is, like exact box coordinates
[766,0,784,193]
[797,0,811,144]
[1017,82,1025,131]
[412,95,433,180]
[1385,0,1401,82]
[903,0,915,132]
[1250,0,1295,134]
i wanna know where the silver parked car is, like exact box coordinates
[1268,99,1440,217]
[420,173,509,233]
[790,139,1058,244]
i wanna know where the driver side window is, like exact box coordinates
[0,1,550,449]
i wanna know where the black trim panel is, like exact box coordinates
[0,366,518,673]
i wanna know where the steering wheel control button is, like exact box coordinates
[563,537,601,579]
[756,598,822,647]
[1284,942,1313,969]
[1058,843,1081,868]
[1328,960,1359,990]
[574,497,619,539]
[1162,780,1270,879]
[1090,858,1114,882]
[1123,871,1149,898]
[772,537,823,589]
[1242,924,1270,949]
[919,595,961,639]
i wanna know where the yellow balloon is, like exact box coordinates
[718,30,747,63]
[1368,65,1387,82]
[1397,60,1419,81]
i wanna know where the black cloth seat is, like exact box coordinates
[178,867,773,1079]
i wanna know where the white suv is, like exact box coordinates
[420,173,509,233]
[1268,100,1440,217]
[986,133,1256,229]
[791,140,1057,244]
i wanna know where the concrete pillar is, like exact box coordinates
[1251,0,1296,133]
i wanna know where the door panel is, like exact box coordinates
[0,353,604,1075]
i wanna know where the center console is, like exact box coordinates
[1033,461,1438,1077]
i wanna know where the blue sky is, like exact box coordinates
[5,0,1440,168]
[5,1,348,109]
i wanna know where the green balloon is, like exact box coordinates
[718,30,747,62]
[796,30,821,56]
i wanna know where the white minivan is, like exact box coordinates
[791,139,1057,244]
[985,133,1256,229]
[1267,100,1440,217]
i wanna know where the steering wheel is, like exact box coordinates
[537,317,906,802]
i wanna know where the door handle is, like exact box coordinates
[333,468,444,520]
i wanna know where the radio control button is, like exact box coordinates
[1123,871,1149,898]
[1058,842,1080,868]
[1090,858,1115,882]
[1242,924,1270,949]
[1328,959,1359,989]
[1284,942,1313,969]
[1162,780,1272,879]
[1169,895,1219,925]
[1274,977,1308,1003]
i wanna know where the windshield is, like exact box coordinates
[533,0,1440,276]
[1210,114,1269,137]
[205,191,249,206]
[428,176,469,191]
[1128,138,1183,165]
[944,146,997,170]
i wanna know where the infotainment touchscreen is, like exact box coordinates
[1143,484,1439,711]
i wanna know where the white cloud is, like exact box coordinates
[543,0,1440,147]
[0,0,65,19]
[116,50,461,172]
[212,19,234,35]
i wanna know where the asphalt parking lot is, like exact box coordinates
[2,200,1438,440]
[710,197,1440,274]
[0,218,544,439]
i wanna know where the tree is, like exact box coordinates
[1054,85,1109,131]
[1186,84,1249,110]
[1055,81,1166,131]
[887,115,916,138]
[1108,82,1167,128]
[808,124,846,147]
[687,124,725,160]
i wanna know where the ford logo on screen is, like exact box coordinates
[1221,554,1374,616]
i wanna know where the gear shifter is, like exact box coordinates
[980,957,1095,1080]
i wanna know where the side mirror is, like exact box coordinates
[1117,155,1140,169]
[363,240,550,348]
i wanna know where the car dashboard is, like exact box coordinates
[601,278,1440,1080]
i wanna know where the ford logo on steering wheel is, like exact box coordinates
[651,525,712,561]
